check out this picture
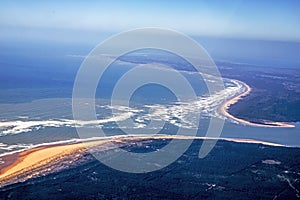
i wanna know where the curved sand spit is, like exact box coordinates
[219,79,295,128]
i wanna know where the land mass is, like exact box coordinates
[218,62,300,123]
[0,136,299,199]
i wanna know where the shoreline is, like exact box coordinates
[0,139,114,187]
[0,135,287,187]
[219,79,295,128]
[0,143,85,181]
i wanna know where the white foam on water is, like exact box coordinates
[0,79,243,136]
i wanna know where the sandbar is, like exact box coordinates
[0,134,285,187]
[219,79,295,128]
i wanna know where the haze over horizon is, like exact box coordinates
[1,0,300,43]
[1,0,300,70]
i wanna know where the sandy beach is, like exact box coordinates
[0,134,284,187]
[0,143,85,180]
[0,139,112,186]
[219,80,295,128]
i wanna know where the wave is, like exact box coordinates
[0,79,243,136]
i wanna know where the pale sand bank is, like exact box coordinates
[0,135,284,186]
[0,140,110,182]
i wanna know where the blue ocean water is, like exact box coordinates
[0,96,299,155]
[0,39,299,158]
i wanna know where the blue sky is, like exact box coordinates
[0,0,300,43]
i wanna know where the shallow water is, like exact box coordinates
[0,95,299,158]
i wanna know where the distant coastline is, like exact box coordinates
[219,79,295,128]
